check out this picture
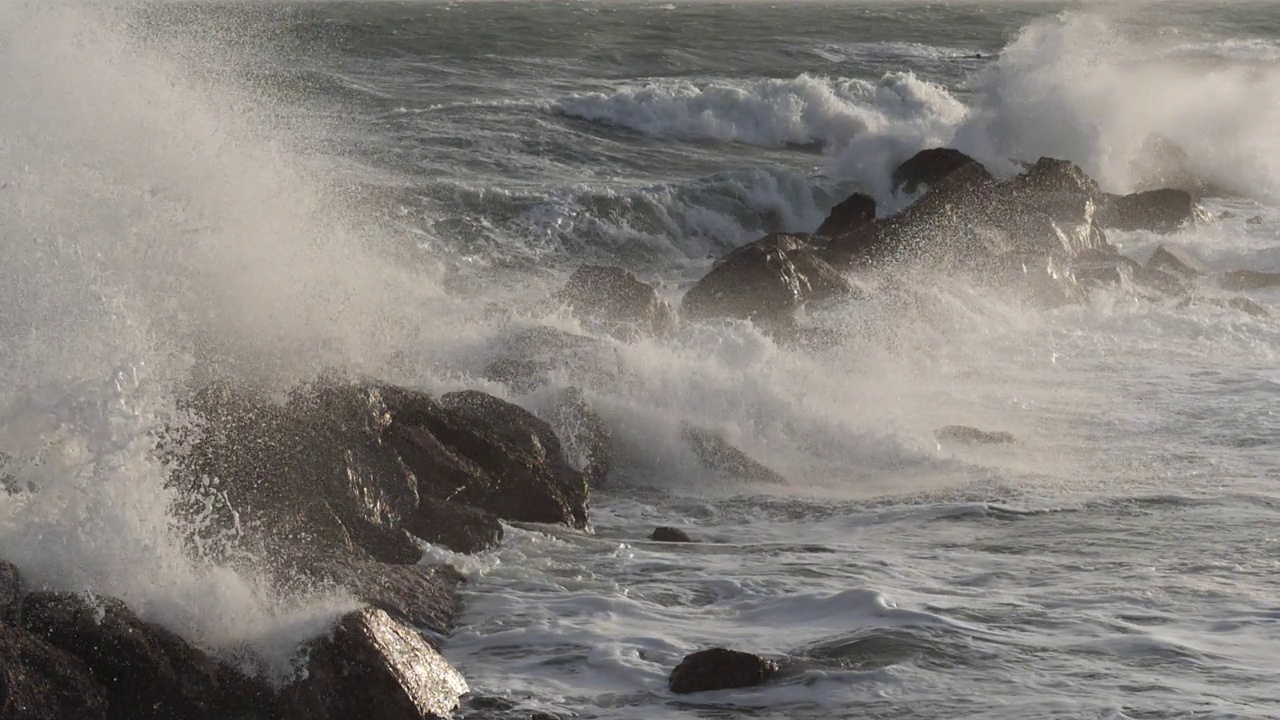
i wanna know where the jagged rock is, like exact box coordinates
[404,498,504,555]
[16,593,276,720]
[482,326,615,394]
[682,233,854,329]
[668,648,779,694]
[281,608,468,720]
[891,148,992,195]
[0,561,18,618]
[550,388,612,487]
[1219,270,1280,291]
[1147,244,1210,278]
[385,388,590,529]
[934,426,1015,445]
[162,379,424,569]
[0,625,109,720]
[1008,156,1101,198]
[556,265,675,340]
[305,559,462,637]
[1098,188,1195,233]
[681,424,786,484]
[650,527,695,543]
[815,192,875,237]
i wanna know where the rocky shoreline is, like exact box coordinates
[4,147,1274,719]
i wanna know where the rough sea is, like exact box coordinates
[2,1,1279,718]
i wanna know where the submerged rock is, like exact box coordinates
[682,233,854,330]
[0,625,109,720]
[281,608,468,720]
[481,326,614,393]
[815,192,876,237]
[550,387,613,487]
[668,648,779,694]
[650,527,696,543]
[934,425,1016,445]
[1219,270,1280,291]
[556,264,675,340]
[16,592,277,720]
[681,424,786,484]
[1147,244,1211,278]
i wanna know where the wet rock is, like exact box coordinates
[0,561,18,618]
[1219,270,1280,291]
[1098,188,1196,233]
[281,608,468,720]
[934,425,1015,445]
[1007,156,1101,199]
[550,388,612,487]
[681,424,786,484]
[305,559,462,637]
[1068,252,1189,296]
[163,378,424,569]
[556,265,675,340]
[385,388,590,529]
[404,498,504,555]
[891,148,992,196]
[1147,244,1211,278]
[0,625,108,720]
[16,592,277,720]
[650,527,695,543]
[815,192,876,237]
[481,326,615,394]
[668,648,779,694]
[682,233,854,329]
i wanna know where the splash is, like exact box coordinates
[0,1,455,671]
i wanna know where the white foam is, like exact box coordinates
[553,72,965,156]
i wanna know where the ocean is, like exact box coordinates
[1,1,1279,717]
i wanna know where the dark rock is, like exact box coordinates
[1007,156,1101,199]
[681,424,786,484]
[16,592,277,720]
[934,426,1015,445]
[1148,244,1210,278]
[0,625,109,720]
[650,527,695,543]
[0,561,17,618]
[385,389,590,529]
[481,326,615,394]
[681,233,854,329]
[668,648,779,695]
[815,192,875,237]
[1246,215,1264,225]
[404,498,504,555]
[305,559,462,637]
[162,378,424,570]
[557,265,675,340]
[550,388,612,487]
[1219,270,1280,291]
[281,608,468,720]
[1098,188,1195,233]
[891,148,992,196]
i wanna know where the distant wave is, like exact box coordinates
[552,72,966,152]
